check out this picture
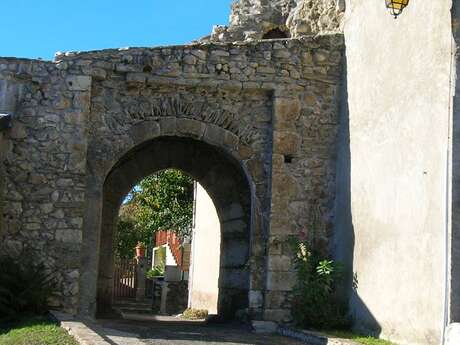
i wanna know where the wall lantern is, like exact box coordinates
[386,0,409,18]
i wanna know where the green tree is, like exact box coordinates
[114,169,194,259]
[115,202,146,259]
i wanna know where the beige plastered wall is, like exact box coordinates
[188,183,221,314]
[338,1,454,344]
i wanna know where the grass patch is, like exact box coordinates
[0,315,77,345]
[326,330,397,345]
[181,308,208,320]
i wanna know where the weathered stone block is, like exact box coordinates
[55,229,82,243]
[249,290,264,309]
[273,130,301,155]
[221,203,245,222]
[269,216,296,236]
[159,117,176,135]
[203,124,224,145]
[176,118,205,139]
[271,153,285,172]
[266,271,296,291]
[191,49,207,60]
[245,157,265,183]
[83,67,107,80]
[126,73,147,84]
[222,218,247,234]
[24,223,40,230]
[263,308,292,323]
[129,121,160,142]
[66,76,91,91]
[4,240,23,255]
[250,266,266,291]
[9,122,27,139]
[271,171,300,198]
[251,238,266,258]
[223,131,239,151]
[219,268,249,289]
[183,54,197,65]
[274,97,301,127]
[268,236,285,256]
[237,144,254,160]
[211,50,230,58]
[268,255,291,271]
[270,195,289,215]
[115,63,139,73]
[313,49,330,64]
[265,291,287,309]
[221,238,249,267]
[273,50,291,59]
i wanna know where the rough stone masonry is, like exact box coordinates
[0,0,345,323]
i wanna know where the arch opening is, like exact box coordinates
[93,136,253,321]
[262,28,290,39]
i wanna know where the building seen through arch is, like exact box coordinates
[110,170,223,318]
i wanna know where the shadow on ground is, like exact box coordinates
[91,316,305,345]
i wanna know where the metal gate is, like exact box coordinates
[113,259,137,299]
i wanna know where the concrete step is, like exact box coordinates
[113,299,155,313]
[113,301,153,308]
[115,305,153,312]
[113,299,153,306]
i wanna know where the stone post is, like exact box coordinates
[0,114,10,238]
[135,256,147,301]
[160,282,169,315]
[265,89,302,323]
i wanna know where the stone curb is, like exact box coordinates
[278,326,361,345]
[50,311,145,345]
[50,311,111,345]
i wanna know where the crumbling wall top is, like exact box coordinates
[206,0,345,43]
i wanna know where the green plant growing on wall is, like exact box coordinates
[290,207,350,330]
[0,255,57,322]
[290,237,349,329]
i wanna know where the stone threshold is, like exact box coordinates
[277,325,360,345]
[49,310,143,345]
[251,321,360,345]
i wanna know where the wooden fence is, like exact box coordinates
[113,258,137,299]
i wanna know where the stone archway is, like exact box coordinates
[78,119,267,320]
[0,36,343,323]
[97,136,254,319]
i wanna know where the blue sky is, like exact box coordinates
[1,0,232,60]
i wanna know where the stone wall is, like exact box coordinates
[165,281,189,315]
[0,35,344,321]
[0,130,8,237]
[332,1,453,344]
[0,58,89,312]
[207,0,344,42]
